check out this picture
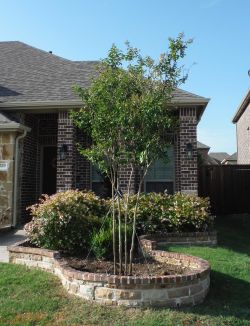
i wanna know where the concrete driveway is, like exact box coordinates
[0,228,26,263]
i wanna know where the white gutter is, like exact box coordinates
[12,127,30,227]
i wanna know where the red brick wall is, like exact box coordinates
[118,164,137,194]
[114,107,198,194]
[20,112,92,224]
[56,112,76,191]
[56,112,91,192]
[19,107,198,224]
[177,107,198,194]
[118,107,198,195]
[75,128,91,190]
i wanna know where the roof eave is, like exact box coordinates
[232,88,250,123]
[0,100,83,110]
[0,98,210,119]
[0,123,31,132]
[171,98,210,121]
[171,98,210,105]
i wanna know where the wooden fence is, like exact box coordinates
[198,165,250,215]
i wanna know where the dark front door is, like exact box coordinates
[42,146,57,195]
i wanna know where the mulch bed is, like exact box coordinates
[63,256,192,276]
[20,242,193,276]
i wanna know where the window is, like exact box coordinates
[144,146,174,194]
[91,165,111,198]
[91,164,104,195]
[92,165,104,183]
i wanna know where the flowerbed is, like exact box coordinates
[8,240,210,308]
[18,190,212,307]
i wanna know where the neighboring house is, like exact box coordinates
[0,41,209,226]
[197,141,216,165]
[197,142,230,165]
[209,152,230,165]
[197,141,210,163]
[222,152,237,165]
[197,141,237,165]
[233,88,250,163]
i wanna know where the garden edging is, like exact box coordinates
[140,231,217,251]
[8,240,210,307]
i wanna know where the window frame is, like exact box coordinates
[144,146,175,193]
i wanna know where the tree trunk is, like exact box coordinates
[111,181,117,275]
[128,179,143,275]
[117,177,123,274]
[129,166,150,275]
[124,164,134,275]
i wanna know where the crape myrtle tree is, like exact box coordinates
[71,33,192,275]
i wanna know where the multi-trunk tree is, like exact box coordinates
[71,33,192,275]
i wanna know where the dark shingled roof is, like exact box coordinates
[226,152,237,161]
[0,110,30,132]
[0,111,15,124]
[0,41,98,104]
[197,141,210,150]
[0,41,209,107]
[209,152,230,163]
[0,111,20,124]
[171,88,209,104]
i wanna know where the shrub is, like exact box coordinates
[90,218,113,259]
[90,217,133,260]
[25,189,212,256]
[121,192,213,234]
[25,190,109,254]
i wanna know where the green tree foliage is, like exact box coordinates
[71,33,192,274]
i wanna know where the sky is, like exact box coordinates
[1,0,250,154]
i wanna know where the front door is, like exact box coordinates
[42,146,57,195]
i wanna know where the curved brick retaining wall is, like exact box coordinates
[140,231,217,250]
[8,241,210,307]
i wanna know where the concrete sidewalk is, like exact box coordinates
[0,228,26,263]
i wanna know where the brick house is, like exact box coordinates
[0,41,209,227]
[233,88,250,163]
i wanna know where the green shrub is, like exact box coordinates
[91,219,113,259]
[25,189,212,256]
[121,192,213,234]
[90,218,133,260]
[25,190,108,254]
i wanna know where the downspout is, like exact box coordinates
[12,129,28,227]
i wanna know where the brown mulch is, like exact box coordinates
[21,242,192,276]
[64,256,192,276]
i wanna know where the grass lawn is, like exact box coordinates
[0,215,250,326]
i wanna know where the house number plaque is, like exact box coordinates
[0,162,9,171]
